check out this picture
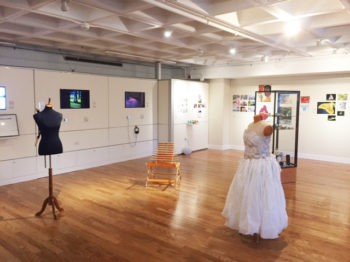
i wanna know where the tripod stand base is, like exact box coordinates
[35,196,64,219]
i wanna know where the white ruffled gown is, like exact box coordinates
[222,127,288,239]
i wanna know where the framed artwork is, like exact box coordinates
[0,114,19,137]
[241,95,248,100]
[317,102,336,114]
[233,95,240,101]
[279,94,292,105]
[278,107,292,126]
[301,96,310,103]
[256,92,272,102]
[337,94,348,101]
[247,106,255,112]
[233,102,240,112]
[328,115,336,121]
[248,100,255,106]
[301,104,309,112]
[337,111,345,116]
[241,100,248,106]
[248,95,255,101]
[326,94,336,101]
[256,103,273,121]
[338,101,347,110]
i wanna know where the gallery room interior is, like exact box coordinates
[0,0,349,261]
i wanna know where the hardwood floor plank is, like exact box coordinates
[0,149,349,261]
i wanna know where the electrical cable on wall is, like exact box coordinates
[127,116,138,147]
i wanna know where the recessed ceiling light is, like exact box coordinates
[229,48,236,55]
[285,21,301,37]
[80,22,90,30]
[263,55,269,63]
[164,30,172,38]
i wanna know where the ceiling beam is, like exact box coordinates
[141,0,311,57]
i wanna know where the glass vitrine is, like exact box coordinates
[255,90,300,168]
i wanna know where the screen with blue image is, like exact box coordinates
[125,91,145,108]
[0,86,6,110]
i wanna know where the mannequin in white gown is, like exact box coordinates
[222,115,288,239]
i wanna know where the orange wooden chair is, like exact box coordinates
[146,142,181,189]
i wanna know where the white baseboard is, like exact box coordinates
[208,144,232,150]
[208,144,350,164]
[298,153,350,164]
[228,145,245,151]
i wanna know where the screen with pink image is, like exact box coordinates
[125,92,145,108]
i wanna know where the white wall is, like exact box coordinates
[0,67,36,160]
[158,79,209,154]
[0,67,158,186]
[108,77,157,146]
[227,74,350,163]
[171,79,209,154]
[208,79,231,149]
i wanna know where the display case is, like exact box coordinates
[255,90,300,178]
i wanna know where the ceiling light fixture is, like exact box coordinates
[164,30,172,38]
[61,0,70,12]
[80,22,90,30]
[263,55,269,63]
[229,48,236,55]
[285,21,301,37]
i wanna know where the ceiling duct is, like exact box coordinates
[64,56,123,67]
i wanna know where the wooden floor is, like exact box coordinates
[0,149,349,262]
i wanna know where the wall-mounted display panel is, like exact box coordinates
[0,86,6,110]
[0,114,19,137]
[60,89,90,109]
[125,91,145,108]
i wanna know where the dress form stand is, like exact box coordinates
[35,155,64,219]
[252,115,272,244]
[34,98,64,219]
[222,114,288,244]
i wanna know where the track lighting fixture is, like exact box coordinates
[80,22,90,30]
[61,0,70,12]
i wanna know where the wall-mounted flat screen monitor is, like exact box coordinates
[60,89,90,109]
[0,114,19,137]
[125,91,145,108]
[0,86,6,110]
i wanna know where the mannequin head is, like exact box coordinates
[254,114,263,123]
[251,114,273,136]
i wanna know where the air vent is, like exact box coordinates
[64,56,122,67]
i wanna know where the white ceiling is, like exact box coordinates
[0,0,350,66]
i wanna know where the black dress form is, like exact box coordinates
[33,105,64,219]
[33,106,63,155]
